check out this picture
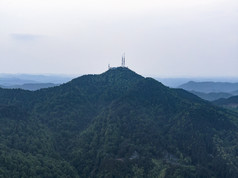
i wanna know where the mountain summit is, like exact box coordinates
[0,68,238,177]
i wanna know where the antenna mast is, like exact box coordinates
[121,53,125,67]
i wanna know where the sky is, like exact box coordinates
[0,0,237,77]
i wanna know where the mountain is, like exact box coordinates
[1,67,238,177]
[179,81,238,93]
[155,78,192,87]
[0,74,74,85]
[0,83,58,91]
[213,96,238,111]
[179,81,238,101]
[190,91,232,101]
[0,77,36,86]
[231,90,238,95]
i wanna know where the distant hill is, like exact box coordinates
[155,78,192,87]
[0,83,58,91]
[0,77,36,86]
[0,74,74,86]
[213,96,238,109]
[1,67,238,177]
[231,90,238,95]
[179,81,238,93]
[190,91,233,101]
[179,81,238,101]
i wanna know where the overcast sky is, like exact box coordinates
[0,0,237,77]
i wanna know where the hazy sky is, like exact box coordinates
[0,0,237,77]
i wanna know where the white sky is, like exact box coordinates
[0,0,237,77]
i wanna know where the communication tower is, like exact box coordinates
[121,53,125,67]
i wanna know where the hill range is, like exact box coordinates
[179,81,238,101]
[0,67,238,177]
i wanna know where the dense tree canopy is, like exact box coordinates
[0,67,238,177]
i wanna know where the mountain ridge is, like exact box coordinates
[0,67,238,177]
[213,96,238,112]
[0,83,58,91]
[179,81,238,93]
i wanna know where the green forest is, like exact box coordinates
[1,67,238,177]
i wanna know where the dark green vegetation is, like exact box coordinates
[1,67,238,177]
[213,96,238,112]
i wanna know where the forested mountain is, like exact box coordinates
[213,96,238,112]
[1,67,238,177]
[214,96,238,105]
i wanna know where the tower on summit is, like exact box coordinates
[108,53,127,70]
[121,53,125,67]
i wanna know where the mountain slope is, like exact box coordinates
[0,67,238,177]
[213,96,238,111]
[71,76,238,177]
[190,91,232,101]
